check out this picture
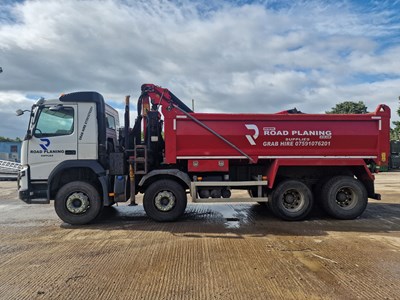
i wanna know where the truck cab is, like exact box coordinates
[18,92,119,216]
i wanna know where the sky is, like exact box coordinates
[0,0,400,139]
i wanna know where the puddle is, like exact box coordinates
[224,220,241,229]
[204,204,250,229]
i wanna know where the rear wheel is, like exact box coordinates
[269,180,313,221]
[321,176,367,219]
[143,180,187,222]
[55,181,102,225]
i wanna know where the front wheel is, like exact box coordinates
[321,176,367,219]
[55,181,102,225]
[143,180,187,222]
[269,180,313,221]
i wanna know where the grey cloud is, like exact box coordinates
[0,0,399,139]
[0,92,33,138]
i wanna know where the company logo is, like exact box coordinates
[244,125,333,146]
[245,124,259,146]
[263,127,332,138]
[39,138,50,151]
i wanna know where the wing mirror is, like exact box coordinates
[16,109,30,116]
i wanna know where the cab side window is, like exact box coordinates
[106,114,116,130]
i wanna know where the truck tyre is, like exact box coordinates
[143,180,187,222]
[321,176,367,219]
[269,180,313,221]
[55,181,102,225]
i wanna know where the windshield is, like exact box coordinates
[33,106,74,137]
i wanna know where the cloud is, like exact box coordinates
[0,91,33,138]
[0,0,399,139]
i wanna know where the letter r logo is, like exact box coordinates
[39,138,50,151]
[245,124,259,146]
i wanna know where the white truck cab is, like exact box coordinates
[18,92,119,223]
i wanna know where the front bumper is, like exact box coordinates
[17,166,49,204]
[17,167,30,202]
[19,189,30,203]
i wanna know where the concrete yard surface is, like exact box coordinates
[0,171,399,299]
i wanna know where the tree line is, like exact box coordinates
[0,136,22,142]
[326,100,400,140]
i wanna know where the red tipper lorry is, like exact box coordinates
[17,84,391,224]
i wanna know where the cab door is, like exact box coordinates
[28,105,77,180]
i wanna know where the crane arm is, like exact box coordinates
[140,83,193,113]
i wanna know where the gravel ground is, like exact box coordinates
[0,171,399,299]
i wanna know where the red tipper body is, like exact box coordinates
[162,103,390,185]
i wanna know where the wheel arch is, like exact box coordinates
[138,169,191,192]
[48,160,109,205]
